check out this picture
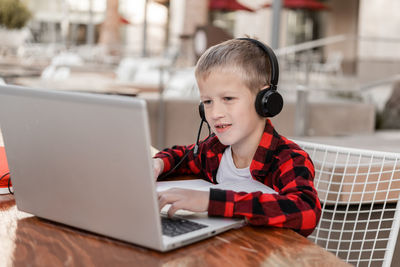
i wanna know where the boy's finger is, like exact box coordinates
[158,191,179,211]
[158,193,169,211]
[167,203,181,218]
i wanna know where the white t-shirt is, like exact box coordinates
[216,146,252,184]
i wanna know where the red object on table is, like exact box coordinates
[0,146,11,193]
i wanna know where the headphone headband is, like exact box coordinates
[236,38,279,88]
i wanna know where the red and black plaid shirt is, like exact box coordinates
[155,119,321,237]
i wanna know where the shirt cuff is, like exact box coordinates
[208,188,235,217]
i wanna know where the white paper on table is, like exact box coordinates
[156,179,277,194]
[156,179,212,192]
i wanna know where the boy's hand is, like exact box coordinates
[153,158,164,180]
[158,188,210,217]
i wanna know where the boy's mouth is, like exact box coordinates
[214,123,232,133]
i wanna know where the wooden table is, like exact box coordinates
[0,194,350,267]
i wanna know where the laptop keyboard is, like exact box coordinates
[161,217,208,237]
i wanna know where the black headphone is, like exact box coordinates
[198,38,283,121]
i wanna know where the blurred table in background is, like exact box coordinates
[0,57,45,81]
[12,72,161,97]
[0,56,160,96]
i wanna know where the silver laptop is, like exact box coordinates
[0,84,244,251]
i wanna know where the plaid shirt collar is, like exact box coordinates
[209,119,280,182]
[250,119,281,180]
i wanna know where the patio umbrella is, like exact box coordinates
[262,0,328,10]
[209,0,255,12]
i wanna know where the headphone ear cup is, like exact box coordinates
[199,102,206,121]
[255,88,283,117]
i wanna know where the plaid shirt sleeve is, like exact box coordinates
[154,135,225,182]
[208,138,321,237]
[154,144,202,178]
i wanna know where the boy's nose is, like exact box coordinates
[208,103,225,120]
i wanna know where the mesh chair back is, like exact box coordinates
[295,140,400,267]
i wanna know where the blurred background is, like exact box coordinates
[1,0,399,151]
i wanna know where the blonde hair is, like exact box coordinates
[195,39,271,93]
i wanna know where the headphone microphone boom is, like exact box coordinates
[193,103,209,157]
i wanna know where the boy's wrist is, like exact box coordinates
[157,158,164,174]
[154,156,169,174]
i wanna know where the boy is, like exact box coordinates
[153,38,321,237]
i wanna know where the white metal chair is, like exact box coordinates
[295,140,400,267]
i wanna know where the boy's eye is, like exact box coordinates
[203,100,212,105]
[223,97,233,101]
